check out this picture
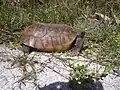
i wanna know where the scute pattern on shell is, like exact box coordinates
[20,23,76,52]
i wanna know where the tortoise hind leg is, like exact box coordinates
[21,44,32,54]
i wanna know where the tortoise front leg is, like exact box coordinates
[71,37,84,53]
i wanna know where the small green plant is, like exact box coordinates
[8,54,39,84]
[68,63,113,90]
[69,64,109,82]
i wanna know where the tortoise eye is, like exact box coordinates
[81,31,85,36]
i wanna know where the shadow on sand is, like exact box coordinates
[41,79,104,90]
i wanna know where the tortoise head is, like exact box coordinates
[76,31,85,38]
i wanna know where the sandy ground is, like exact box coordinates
[0,44,120,90]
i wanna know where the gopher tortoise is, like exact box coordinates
[20,23,85,53]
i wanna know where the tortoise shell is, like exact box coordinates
[20,23,84,53]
